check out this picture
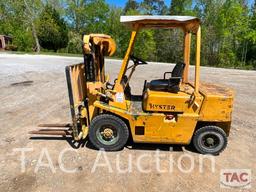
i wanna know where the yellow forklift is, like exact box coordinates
[31,16,234,155]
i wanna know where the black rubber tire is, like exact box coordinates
[192,126,228,155]
[89,114,129,151]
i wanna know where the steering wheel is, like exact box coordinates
[130,55,148,65]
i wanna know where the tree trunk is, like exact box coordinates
[31,21,40,53]
[24,0,40,53]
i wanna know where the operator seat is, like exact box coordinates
[148,62,186,93]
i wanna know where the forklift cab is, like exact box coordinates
[114,16,202,114]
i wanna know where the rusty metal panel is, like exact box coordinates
[198,83,234,121]
[67,63,87,107]
[65,63,88,139]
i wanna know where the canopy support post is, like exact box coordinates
[183,31,191,83]
[195,26,201,94]
[115,24,139,85]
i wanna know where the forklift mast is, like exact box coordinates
[65,34,116,140]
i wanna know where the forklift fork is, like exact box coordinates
[29,123,72,137]
[29,64,87,140]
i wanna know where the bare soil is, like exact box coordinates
[0,54,255,192]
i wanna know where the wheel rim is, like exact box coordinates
[96,125,119,145]
[199,132,223,151]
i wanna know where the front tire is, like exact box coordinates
[192,126,228,155]
[89,114,129,151]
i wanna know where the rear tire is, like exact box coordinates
[89,114,129,151]
[192,126,227,155]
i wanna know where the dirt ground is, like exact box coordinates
[0,53,255,192]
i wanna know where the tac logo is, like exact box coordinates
[220,169,251,189]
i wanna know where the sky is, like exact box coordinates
[106,0,171,8]
[106,0,254,8]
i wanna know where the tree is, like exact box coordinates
[64,0,109,33]
[37,4,68,51]
[65,0,88,33]
[248,0,256,43]
[0,0,41,52]
[83,0,109,33]
[105,6,128,56]
[123,0,139,14]
[193,0,250,67]
[23,0,42,52]
[246,0,256,68]
[170,0,193,15]
[159,0,194,63]
[194,0,225,66]
[140,0,168,15]
[0,0,255,69]
[117,9,156,60]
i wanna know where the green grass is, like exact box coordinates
[4,50,123,60]
[4,51,82,57]
[5,51,123,60]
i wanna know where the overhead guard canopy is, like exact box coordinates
[120,15,200,33]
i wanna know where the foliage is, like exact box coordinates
[64,0,109,34]
[123,0,139,13]
[0,0,256,69]
[170,0,193,15]
[105,6,129,56]
[194,0,250,67]
[246,1,256,68]
[0,0,33,51]
[140,0,168,15]
[37,4,68,51]
[105,7,156,60]
[66,31,82,54]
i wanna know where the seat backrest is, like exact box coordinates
[171,62,186,78]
